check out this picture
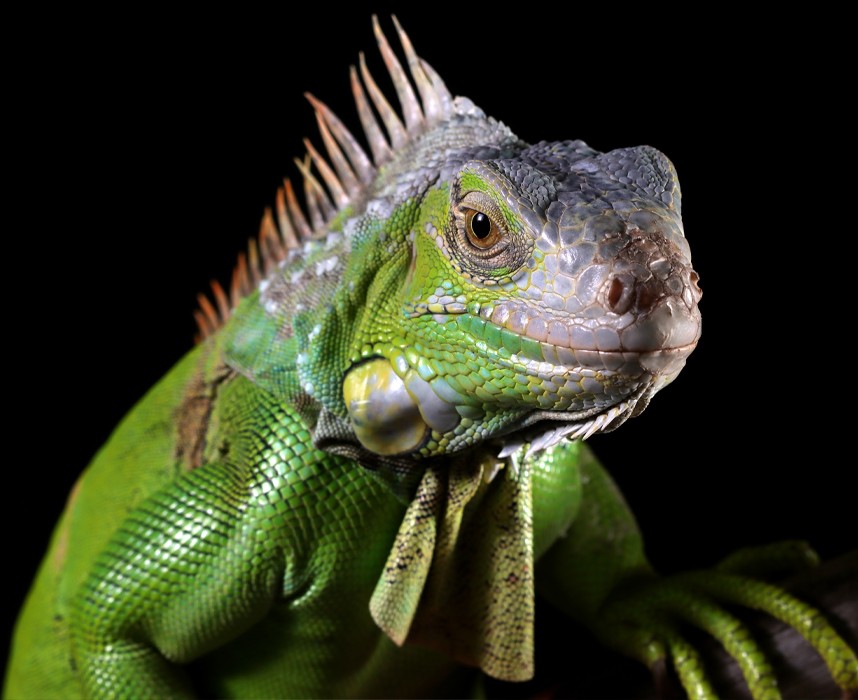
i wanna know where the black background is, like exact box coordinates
[5,5,853,693]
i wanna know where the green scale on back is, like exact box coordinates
[6,16,857,700]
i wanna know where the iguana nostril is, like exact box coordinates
[607,276,633,314]
[608,278,624,310]
[607,274,660,315]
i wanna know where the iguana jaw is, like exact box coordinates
[342,335,695,460]
[479,295,700,359]
[493,373,667,458]
[457,307,700,373]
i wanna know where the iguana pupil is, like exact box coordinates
[470,212,491,238]
[464,208,500,249]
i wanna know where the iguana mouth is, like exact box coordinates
[480,296,701,356]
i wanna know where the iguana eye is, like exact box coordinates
[464,209,501,249]
[446,187,532,281]
[457,191,508,253]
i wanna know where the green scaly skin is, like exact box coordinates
[6,19,857,700]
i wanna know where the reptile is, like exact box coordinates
[5,17,857,700]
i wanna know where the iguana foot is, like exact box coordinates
[595,542,858,700]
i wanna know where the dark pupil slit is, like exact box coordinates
[471,212,492,239]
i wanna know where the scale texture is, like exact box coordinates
[5,17,856,700]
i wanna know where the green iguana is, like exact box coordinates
[5,17,857,700]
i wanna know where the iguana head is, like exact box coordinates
[215,17,701,468]
[343,137,701,458]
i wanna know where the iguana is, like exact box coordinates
[5,16,857,700]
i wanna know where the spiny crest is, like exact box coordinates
[194,16,454,341]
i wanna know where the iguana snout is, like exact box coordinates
[601,228,702,383]
[479,223,701,366]
[599,228,701,353]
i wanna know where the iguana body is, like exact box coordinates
[6,18,857,699]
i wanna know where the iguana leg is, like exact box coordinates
[535,444,858,700]
[70,460,286,699]
[680,564,858,693]
[69,373,319,698]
